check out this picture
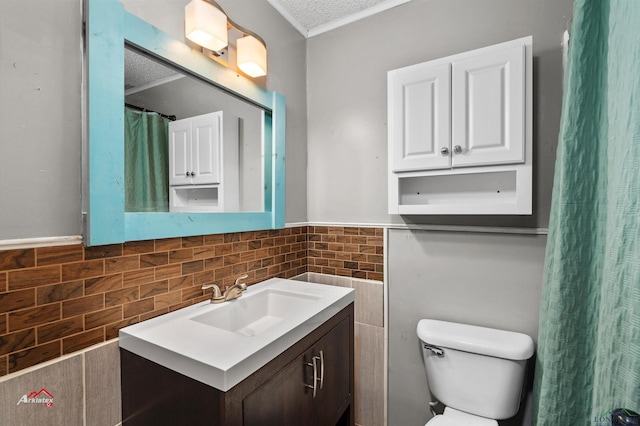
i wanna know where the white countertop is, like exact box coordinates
[119,277,354,391]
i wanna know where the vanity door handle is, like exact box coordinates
[318,350,324,390]
[305,355,319,398]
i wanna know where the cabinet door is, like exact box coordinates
[389,61,451,172]
[451,42,525,167]
[190,112,221,185]
[243,351,313,426]
[168,119,192,186]
[310,316,351,426]
[242,316,352,426]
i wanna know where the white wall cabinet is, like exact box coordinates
[169,111,239,212]
[388,36,532,215]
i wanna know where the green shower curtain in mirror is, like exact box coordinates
[533,0,640,424]
[124,108,169,212]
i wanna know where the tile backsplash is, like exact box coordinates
[0,226,384,376]
[307,226,383,281]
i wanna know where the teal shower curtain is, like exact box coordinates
[533,0,640,423]
[124,108,170,212]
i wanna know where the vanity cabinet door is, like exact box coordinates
[242,351,313,426]
[242,316,352,426]
[310,316,351,425]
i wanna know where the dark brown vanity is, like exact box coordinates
[121,301,354,426]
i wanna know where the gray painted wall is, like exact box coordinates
[0,0,307,241]
[0,0,83,240]
[306,0,574,229]
[388,229,547,426]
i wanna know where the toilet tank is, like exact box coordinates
[416,319,535,420]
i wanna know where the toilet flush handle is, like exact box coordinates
[423,344,445,358]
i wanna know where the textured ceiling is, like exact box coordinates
[266,0,411,37]
[124,48,181,93]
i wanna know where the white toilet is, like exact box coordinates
[416,319,535,426]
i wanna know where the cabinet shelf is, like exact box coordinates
[396,167,531,215]
[170,185,221,212]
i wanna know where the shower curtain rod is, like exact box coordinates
[125,103,177,121]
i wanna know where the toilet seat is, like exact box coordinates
[425,407,498,426]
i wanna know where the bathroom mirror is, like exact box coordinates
[85,0,285,246]
[124,46,264,213]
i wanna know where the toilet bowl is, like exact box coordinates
[426,407,498,426]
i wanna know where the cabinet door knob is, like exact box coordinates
[453,145,463,155]
[440,147,450,156]
[185,172,190,177]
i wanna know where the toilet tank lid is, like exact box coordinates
[416,319,535,360]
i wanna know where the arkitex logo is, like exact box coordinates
[16,388,54,407]
[594,408,640,425]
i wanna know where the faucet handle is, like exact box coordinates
[235,274,249,288]
[202,283,222,298]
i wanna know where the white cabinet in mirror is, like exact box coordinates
[168,111,239,212]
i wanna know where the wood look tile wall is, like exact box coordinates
[307,226,384,281]
[0,226,384,377]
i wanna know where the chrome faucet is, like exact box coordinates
[201,274,248,304]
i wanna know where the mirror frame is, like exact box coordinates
[85,0,285,246]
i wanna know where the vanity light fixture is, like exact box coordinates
[185,0,267,78]
[185,0,228,52]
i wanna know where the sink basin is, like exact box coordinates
[191,289,321,337]
[119,277,354,391]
